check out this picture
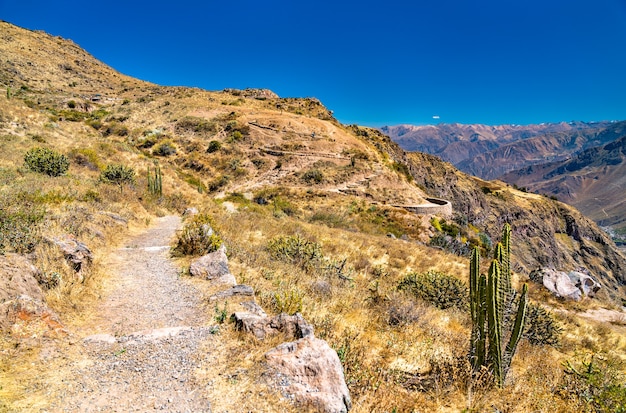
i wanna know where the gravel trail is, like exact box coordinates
[46,216,215,412]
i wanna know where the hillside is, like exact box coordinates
[502,134,626,241]
[1,21,625,412]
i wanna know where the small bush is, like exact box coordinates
[560,355,626,412]
[0,199,45,253]
[267,234,322,271]
[207,140,221,153]
[524,303,562,347]
[302,169,324,184]
[100,164,136,189]
[153,141,177,156]
[273,289,304,315]
[69,148,102,171]
[172,213,223,256]
[24,147,70,177]
[398,270,468,310]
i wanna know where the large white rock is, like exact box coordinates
[265,336,352,413]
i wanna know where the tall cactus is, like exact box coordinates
[469,224,528,387]
[147,163,163,196]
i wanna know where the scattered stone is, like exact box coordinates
[45,235,93,273]
[183,207,199,216]
[84,333,117,344]
[189,246,236,286]
[232,312,314,341]
[209,284,254,301]
[239,301,267,317]
[265,336,352,413]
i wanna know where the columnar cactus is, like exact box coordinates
[147,163,162,196]
[469,224,528,387]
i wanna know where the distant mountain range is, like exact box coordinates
[383,120,626,238]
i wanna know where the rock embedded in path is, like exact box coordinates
[189,246,236,286]
[232,312,314,340]
[209,284,254,301]
[265,336,352,413]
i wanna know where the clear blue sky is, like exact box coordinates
[2,0,626,126]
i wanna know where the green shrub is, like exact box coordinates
[561,355,626,412]
[153,141,177,156]
[267,234,322,271]
[100,164,136,190]
[172,213,223,256]
[398,270,468,310]
[24,147,70,177]
[524,303,562,347]
[273,289,304,315]
[207,140,221,153]
[69,148,102,171]
[302,169,324,184]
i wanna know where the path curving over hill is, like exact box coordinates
[45,216,215,412]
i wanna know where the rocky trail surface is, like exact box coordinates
[43,216,216,412]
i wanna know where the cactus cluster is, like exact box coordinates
[469,224,528,387]
[147,163,162,196]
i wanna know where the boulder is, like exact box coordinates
[232,312,314,341]
[265,336,352,413]
[530,268,582,300]
[46,235,93,273]
[568,271,601,297]
[189,246,236,286]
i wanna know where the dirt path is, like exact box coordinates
[44,215,215,412]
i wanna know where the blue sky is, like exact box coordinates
[2,0,626,126]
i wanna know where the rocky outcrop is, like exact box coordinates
[189,246,236,286]
[265,336,352,413]
[0,253,62,334]
[530,268,601,301]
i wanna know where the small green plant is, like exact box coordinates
[214,301,228,324]
[24,147,70,177]
[273,289,303,315]
[398,270,468,310]
[6,86,11,100]
[100,164,136,191]
[147,164,163,196]
[172,213,223,256]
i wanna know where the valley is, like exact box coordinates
[0,21,625,412]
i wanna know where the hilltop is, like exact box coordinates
[1,21,625,412]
